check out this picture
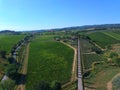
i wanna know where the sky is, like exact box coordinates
[0,0,120,31]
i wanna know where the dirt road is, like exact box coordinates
[107,73,120,90]
[16,43,29,90]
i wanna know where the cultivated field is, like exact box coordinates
[88,32,119,48]
[103,32,120,40]
[80,39,94,53]
[83,54,104,69]
[26,36,74,89]
[0,34,25,53]
[0,34,25,79]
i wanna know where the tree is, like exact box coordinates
[7,57,15,64]
[113,57,120,66]
[109,52,118,59]
[5,64,18,79]
[51,81,61,90]
[92,46,102,54]
[0,51,6,59]
[0,79,15,90]
[33,81,51,90]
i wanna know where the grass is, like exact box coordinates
[88,32,119,48]
[84,64,120,90]
[26,36,74,89]
[83,54,104,69]
[0,34,25,53]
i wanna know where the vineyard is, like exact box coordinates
[88,32,119,48]
[0,34,25,53]
[80,39,94,53]
[103,32,120,40]
[26,36,74,89]
[83,54,104,69]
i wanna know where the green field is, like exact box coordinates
[103,32,120,40]
[0,34,25,53]
[26,36,74,89]
[80,39,94,53]
[36,35,56,41]
[88,32,119,48]
[83,54,104,69]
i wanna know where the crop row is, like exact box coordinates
[88,32,119,48]
[83,54,104,69]
[0,34,25,53]
[26,38,74,89]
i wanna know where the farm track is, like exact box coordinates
[107,73,120,90]
[16,43,29,90]
[60,41,77,88]
[78,39,83,90]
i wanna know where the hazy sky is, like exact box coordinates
[0,0,120,31]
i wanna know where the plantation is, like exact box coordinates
[36,35,56,41]
[103,32,120,40]
[83,54,104,69]
[88,32,119,48]
[26,37,74,89]
[80,39,94,53]
[0,34,25,53]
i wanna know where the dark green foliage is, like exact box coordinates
[114,58,120,66]
[33,81,51,90]
[7,57,14,64]
[109,52,118,58]
[0,79,15,90]
[51,81,61,90]
[5,64,18,79]
[0,51,6,59]
[92,46,102,54]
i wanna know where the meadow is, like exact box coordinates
[0,34,25,53]
[88,32,119,48]
[26,36,74,89]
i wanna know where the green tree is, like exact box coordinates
[51,81,61,90]
[0,51,6,59]
[113,57,120,66]
[7,57,14,64]
[33,81,51,90]
[0,79,15,90]
[5,64,18,79]
[109,52,118,59]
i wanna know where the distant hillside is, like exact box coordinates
[48,24,120,31]
[0,30,21,34]
[1,24,120,33]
